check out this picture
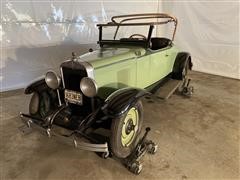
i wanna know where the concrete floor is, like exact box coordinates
[0,71,239,179]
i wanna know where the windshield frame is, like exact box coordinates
[96,13,178,48]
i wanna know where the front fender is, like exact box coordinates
[102,87,150,118]
[24,76,48,94]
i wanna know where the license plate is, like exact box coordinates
[64,89,82,105]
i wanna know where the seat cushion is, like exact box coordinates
[150,37,172,50]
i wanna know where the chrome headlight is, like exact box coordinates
[45,71,61,90]
[80,77,98,97]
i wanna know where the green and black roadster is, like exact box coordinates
[20,13,193,174]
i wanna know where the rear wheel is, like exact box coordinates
[110,101,143,158]
[178,61,190,92]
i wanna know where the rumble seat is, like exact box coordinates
[150,37,172,50]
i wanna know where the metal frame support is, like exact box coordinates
[98,26,103,47]
[147,25,154,48]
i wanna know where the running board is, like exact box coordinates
[156,79,182,99]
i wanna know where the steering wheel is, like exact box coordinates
[129,34,147,40]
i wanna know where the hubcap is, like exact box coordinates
[121,107,139,147]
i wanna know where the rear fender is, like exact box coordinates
[172,52,193,80]
[102,87,150,118]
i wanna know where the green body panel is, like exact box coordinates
[79,45,179,99]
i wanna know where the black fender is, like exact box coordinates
[24,77,49,94]
[25,77,60,116]
[102,87,150,118]
[172,52,193,80]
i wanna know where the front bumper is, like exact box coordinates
[19,112,109,153]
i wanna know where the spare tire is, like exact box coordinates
[110,101,143,158]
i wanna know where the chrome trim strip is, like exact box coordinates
[81,61,95,79]
[56,89,62,106]
[60,58,95,84]
[60,67,65,88]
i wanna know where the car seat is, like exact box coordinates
[150,37,172,50]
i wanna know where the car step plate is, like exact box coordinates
[157,79,182,99]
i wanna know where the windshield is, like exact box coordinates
[97,13,177,47]
[102,25,151,41]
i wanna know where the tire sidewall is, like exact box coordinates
[110,101,143,158]
[29,91,51,118]
[178,60,190,92]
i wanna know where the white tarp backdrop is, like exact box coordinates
[1,0,159,91]
[162,1,239,79]
[0,0,239,91]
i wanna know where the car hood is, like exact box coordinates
[77,46,146,69]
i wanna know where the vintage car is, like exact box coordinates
[20,13,192,174]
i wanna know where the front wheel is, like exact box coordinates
[29,91,53,119]
[110,101,143,158]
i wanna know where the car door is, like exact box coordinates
[136,53,151,89]
[149,48,170,84]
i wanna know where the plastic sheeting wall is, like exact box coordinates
[1,0,159,91]
[162,1,239,79]
[1,1,239,92]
